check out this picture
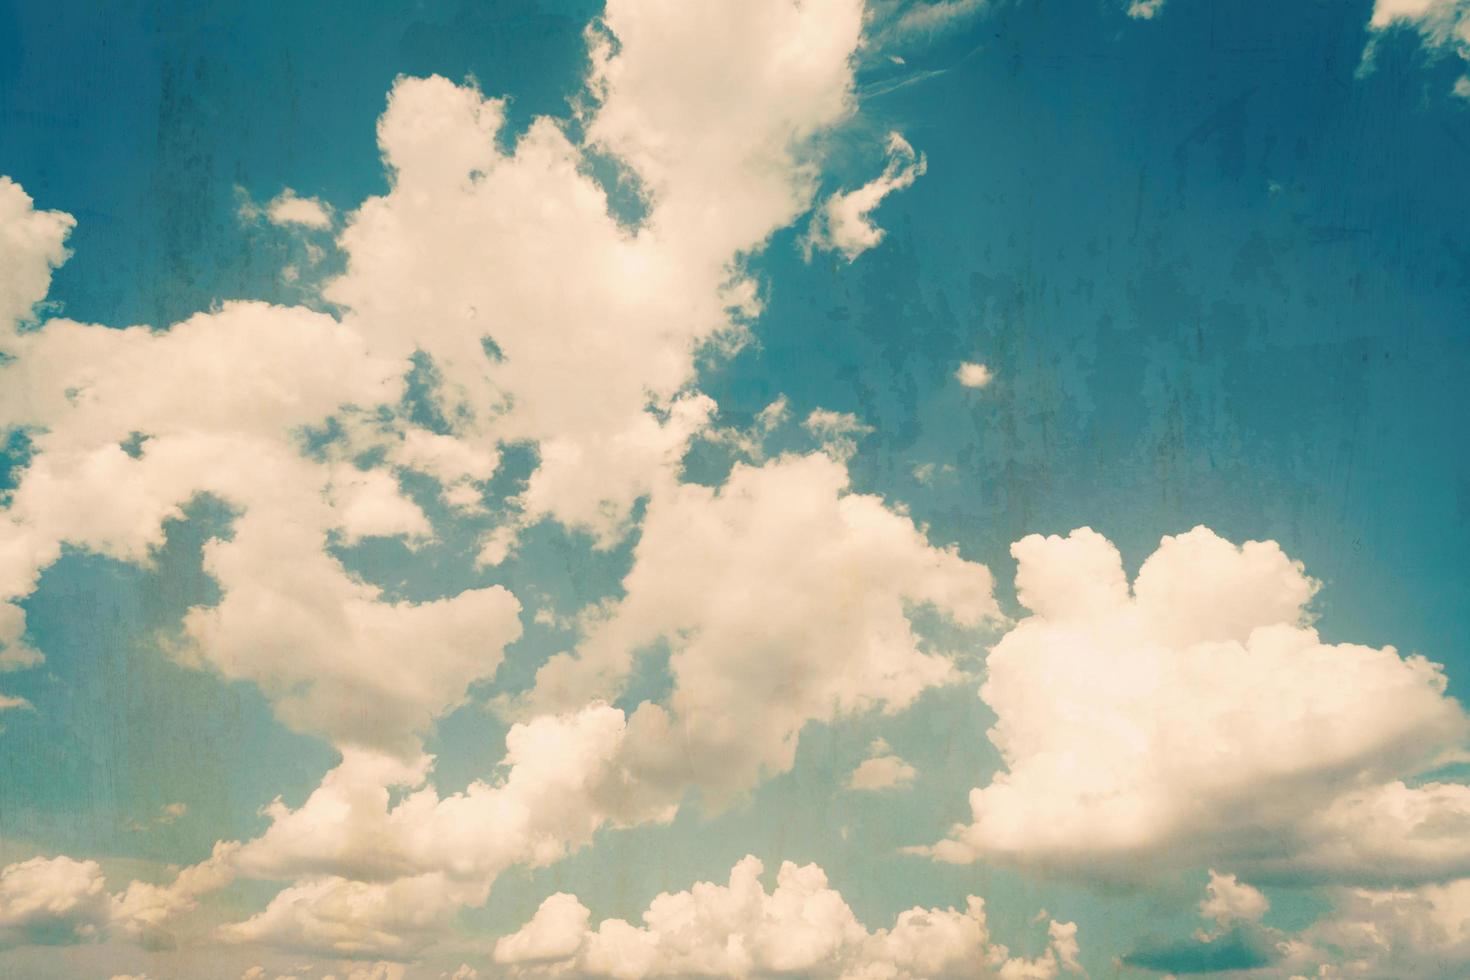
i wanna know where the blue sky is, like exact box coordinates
[2,1,1470,977]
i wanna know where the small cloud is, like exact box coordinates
[882,0,990,41]
[756,395,790,432]
[848,737,918,792]
[0,692,33,712]
[912,461,955,485]
[1127,0,1167,20]
[265,189,333,230]
[130,801,189,832]
[803,409,873,460]
[805,132,926,261]
[956,361,993,388]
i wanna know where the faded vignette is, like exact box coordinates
[1,1,1469,978]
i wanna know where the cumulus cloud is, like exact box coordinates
[848,738,919,792]
[1126,865,1470,978]
[805,132,926,261]
[0,176,74,331]
[520,452,998,809]
[328,0,868,547]
[0,0,951,964]
[0,296,521,752]
[110,842,241,949]
[0,0,878,749]
[217,456,996,958]
[264,189,334,229]
[1126,0,1167,20]
[956,362,993,389]
[0,845,237,953]
[1274,876,1470,977]
[0,856,110,948]
[1199,869,1269,928]
[923,526,1470,882]
[217,705,641,958]
[1366,0,1470,96]
[494,854,1082,979]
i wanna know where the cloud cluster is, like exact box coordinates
[0,296,521,753]
[1368,0,1470,96]
[0,844,237,953]
[925,527,1469,882]
[522,451,997,810]
[494,854,1082,979]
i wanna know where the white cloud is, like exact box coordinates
[0,292,524,752]
[220,452,997,957]
[0,844,241,953]
[803,408,874,460]
[0,0,881,740]
[520,452,998,809]
[956,362,993,388]
[1277,877,1470,977]
[1199,869,1268,928]
[265,189,333,229]
[326,0,867,547]
[219,705,640,958]
[806,132,926,260]
[0,692,31,712]
[0,176,74,331]
[494,854,1082,979]
[848,738,919,792]
[110,842,241,949]
[1366,0,1470,95]
[924,526,1470,882]
[1126,0,1167,20]
[0,855,110,947]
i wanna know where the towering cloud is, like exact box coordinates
[925,527,1470,882]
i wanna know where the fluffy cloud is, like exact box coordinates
[0,176,74,330]
[848,738,919,793]
[1199,870,1269,928]
[1126,0,1167,20]
[1275,877,1470,977]
[494,854,1082,979]
[327,0,867,547]
[0,846,238,953]
[924,527,1470,882]
[0,0,883,749]
[217,450,995,956]
[521,452,998,809]
[1125,866,1470,978]
[0,297,521,752]
[217,705,642,957]
[0,856,110,948]
[110,842,241,949]
[1367,0,1470,95]
[805,132,926,260]
[955,362,993,389]
[265,189,334,229]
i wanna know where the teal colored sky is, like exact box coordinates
[2,1,1469,977]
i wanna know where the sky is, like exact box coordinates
[1,0,1470,977]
